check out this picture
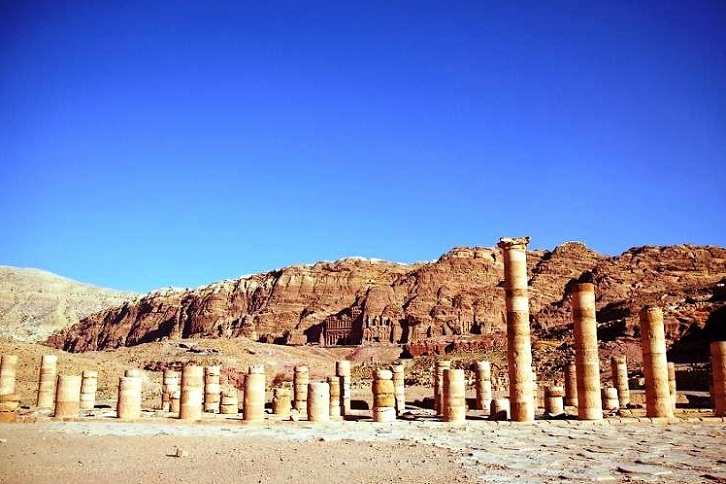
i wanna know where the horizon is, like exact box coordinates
[2,2,724,293]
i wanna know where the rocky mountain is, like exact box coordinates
[46,242,726,357]
[0,266,136,342]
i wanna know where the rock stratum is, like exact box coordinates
[46,243,726,357]
[0,266,136,342]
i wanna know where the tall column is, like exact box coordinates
[179,365,204,420]
[336,361,352,416]
[307,382,330,422]
[37,355,58,409]
[433,360,451,415]
[391,364,405,415]
[572,282,602,420]
[80,370,98,410]
[610,355,630,407]
[711,341,726,417]
[204,366,221,413]
[0,354,18,396]
[117,376,142,419]
[54,375,82,418]
[497,236,535,422]
[293,366,309,412]
[328,376,341,418]
[639,306,673,418]
[475,361,492,413]
[372,369,396,422]
[564,362,578,407]
[243,365,266,422]
[667,362,677,411]
[442,368,466,423]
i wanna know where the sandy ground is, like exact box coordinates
[1,416,726,484]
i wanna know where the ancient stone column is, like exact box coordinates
[204,365,221,413]
[601,387,619,412]
[391,364,405,415]
[125,368,144,378]
[490,398,510,421]
[37,354,58,409]
[475,361,492,413]
[161,369,180,411]
[0,354,18,396]
[433,360,451,416]
[564,362,578,408]
[544,385,565,416]
[572,282,603,420]
[80,370,98,410]
[667,362,677,411]
[372,369,396,422]
[307,381,330,422]
[117,376,142,420]
[179,365,204,420]
[336,361,352,416]
[710,341,726,417]
[639,306,673,418]
[243,365,265,422]
[610,355,630,407]
[327,376,341,418]
[220,385,239,415]
[442,368,466,423]
[498,236,535,422]
[54,375,82,418]
[272,387,292,417]
[170,390,181,414]
[293,365,309,412]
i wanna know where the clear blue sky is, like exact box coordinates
[1,1,724,293]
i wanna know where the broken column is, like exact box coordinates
[667,362,677,411]
[497,236,535,422]
[601,387,619,412]
[307,381,330,422]
[179,365,204,420]
[327,376,341,418]
[37,354,58,409]
[711,341,726,417]
[272,387,291,417]
[336,360,351,416]
[54,374,82,418]
[639,306,673,418]
[490,398,510,421]
[610,355,630,407]
[220,385,239,415]
[161,369,181,411]
[442,368,466,423]
[433,360,451,416]
[372,369,396,422]
[170,390,181,414]
[572,282,603,420]
[243,365,265,422]
[0,354,18,397]
[391,363,405,415]
[80,370,98,411]
[117,376,142,419]
[204,365,221,413]
[544,385,565,416]
[293,365,309,413]
[475,361,492,413]
[564,362,578,408]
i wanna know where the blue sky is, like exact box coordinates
[1,1,724,293]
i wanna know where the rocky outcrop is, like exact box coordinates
[0,266,136,342]
[46,244,726,356]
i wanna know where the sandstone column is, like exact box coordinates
[125,368,144,378]
[80,370,98,411]
[498,236,535,422]
[639,306,673,418]
[0,354,18,397]
[442,368,466,423]
[336,361,352,416]
[170,390,181,414]
[161,369,181,411]
[433,360,451,416]
[372,369,396,422]
[37,355,58,409]
[667,362,677,411]
[220,385,239,415]
[711,341,726,417]
[54,375,82,418]
[243,365,266,422]
[564,362,578,408]
[391,364,405,416]
[327,376,341,418]
[490,398,510,421]
[610,355,630,407]
[475,361,492,413]
[601,387,619,412]
[572,282,603,420]
[272,387,292,417]
[117,376,142,420]
[307,382,330,422]
[544,385,565,416]
[179,365,204,420]
[204,365,221,413]
[293,365,309,413]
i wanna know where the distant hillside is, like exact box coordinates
[0,266,136,342]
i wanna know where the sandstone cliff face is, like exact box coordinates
[0,266,136,342]
[47,243,726,354]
